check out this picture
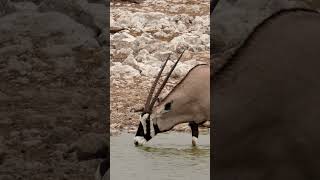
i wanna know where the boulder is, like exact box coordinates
[86,3,107,31]
[212,0,309,56]
[12,1,37,11]
[38,0,100,34]
[0,11,99,59]
[0,0,16,17]
[110,62,140,79]
[68,133,108,161]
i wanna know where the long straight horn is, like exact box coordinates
[144,54,171,113]
[149,50,186,109]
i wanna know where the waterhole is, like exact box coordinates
[111,132,210,180]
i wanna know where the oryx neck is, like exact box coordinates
[159,64,209,105]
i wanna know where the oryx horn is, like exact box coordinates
[149,49,186,110]
[144,54,171,113]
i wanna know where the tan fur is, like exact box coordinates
[151,64,210,131]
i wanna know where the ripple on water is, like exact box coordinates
[111,132,210,180]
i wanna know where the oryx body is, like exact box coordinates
[151,64,210,132]
[133,51,210,146]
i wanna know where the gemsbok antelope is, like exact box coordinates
[133,50,210,146]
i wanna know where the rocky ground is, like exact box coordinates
[110,0,210,135]
[0,0,107,179]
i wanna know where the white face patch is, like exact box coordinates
[134,136,147,145]
[140,113,149,134]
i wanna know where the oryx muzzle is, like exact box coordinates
[133,50,186,146]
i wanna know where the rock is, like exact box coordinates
[113,48,133,61]
[213,0,308,55]
[139,64,160,77]
[114,11,166,30]
[135,49,149,62]
[54,143,68,152]
[110,14,122,32]
[110,2,209,81]
[38,45,75,58]
[21,129,41,138]
[38,0,100,33]
[131,35,157,53]
[191,16,209,34]
[49,127,77,143]
[12,1,37,11]
[6,58,31,74]
[152,51,171,61]
[68,133,108,161]
[0,118,12,125]
[111,32,136,50]
[0,139,7,165]
[170,33,208,53]
[24,161,44,170]
[22,140,42,147]
[49,150,65,161]
[86,3,107,30]
[122,54,139,69]
[0,11,100,68]
[171,63,193,78]
[0,0,16,17]
[110,62,140,79]
[0,175,15,180]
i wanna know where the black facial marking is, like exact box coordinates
[154,124,161,134]
[134,115,153,141]
[144,119,152,141]
[164,102,172,111]
[135,122,145,137]
[134,114,162,144]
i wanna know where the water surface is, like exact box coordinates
[111,132,210,180]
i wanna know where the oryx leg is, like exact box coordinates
[189,121,199,146]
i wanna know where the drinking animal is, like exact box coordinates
[133,51,210,146]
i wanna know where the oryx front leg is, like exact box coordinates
[189,121,199,146]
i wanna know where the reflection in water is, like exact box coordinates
[139,145,209,157]
[111,132,210,180]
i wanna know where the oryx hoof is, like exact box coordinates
[192,136,198,146]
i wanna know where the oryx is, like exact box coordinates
[133,50,210,146]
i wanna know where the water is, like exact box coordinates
[110,132,210,180]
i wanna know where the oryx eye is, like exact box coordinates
[164,102,172,111]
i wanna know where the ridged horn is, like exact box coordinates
[144,54,171,113]
[149,50,186,110]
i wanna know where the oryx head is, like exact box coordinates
[133,50,186,146]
